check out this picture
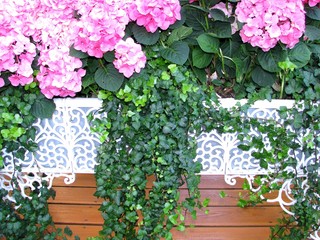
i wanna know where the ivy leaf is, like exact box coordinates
[202,198,210,207]
[169,214,178,225]
[293,114,303,129]
[288,42,311,68]
[64,226,73,236]
[219,191,227,198]
[197,33,220,53]
[31,97,56,119]
[238,144,251,151]
[192,47,213,68]
[285,79,303,95]
[176,224,186,232]
[94,64,124,91]
[259,159,268,169]
[132,24,160,45]
[251,66,276,87]
[160,41,189,65]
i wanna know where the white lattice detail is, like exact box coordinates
[0,98,319,238]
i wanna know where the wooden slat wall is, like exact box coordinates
[49,174,286,240]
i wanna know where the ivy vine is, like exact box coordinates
[90,53,220,239]
[0,85,77,239]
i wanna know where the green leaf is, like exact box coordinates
[307,43,320,53]
[293,114,303,129]
[288,42,311,68]
[197,33,220,53]
[306,6,320,20]
[219,191,227,198]
[94,64,124,91]
[132,24,160,45]
[238,144,251,151]
[169,214,178,225]
[209,9,229,21]
[103,51,115,62]
[305,25,320,41]
[210,21,232,38]
[257,47,287,73]
[193,67,207,83]
[31,97,56,119]
[251,66,276,87]
[81,74,95,89]
[259,159,268,169]
[160,41,189,65]
[167,26,193,45]
[237,199,247,208]
[192,47,213,68]
[176,224,185,232]
[64,226,73,236]
[202,198,210,207]
[184,7,207,31]
[69,45,89,59]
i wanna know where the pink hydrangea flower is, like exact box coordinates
[73,0,130,58]
[0,77,5,88]
[303,0,320,7]
[8,74,33,87]
[128,0,181,33]
[113,38,147,78]
[235,0,305,51]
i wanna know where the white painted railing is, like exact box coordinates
[0,98,319,239]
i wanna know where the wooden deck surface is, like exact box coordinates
[49,174,286,240]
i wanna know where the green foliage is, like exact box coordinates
[90,55,219,239]
[225,98,320,239]
[0,181,78,240]
[0,85,55,168]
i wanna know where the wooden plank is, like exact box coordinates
[49,205,284,227]
[52,174,97,187]
[53,174,246,189]
[50,187,280,207]
[54,225,272,240]
[184,207,284,227]
[171,227,272,240]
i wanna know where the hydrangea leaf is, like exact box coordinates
[160,41,189,65]
[94,64,124,92]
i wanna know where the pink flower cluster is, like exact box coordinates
[235,0,305,51]
[128,0,181,33]
[0,0,181,98]
[303,0,320,7]
[113,38,147,78]
[73,0,130,58]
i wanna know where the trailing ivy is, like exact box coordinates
[90,53,220,239]
[218,87,320,238]
[0,181,78,240]
[0,84,77,239]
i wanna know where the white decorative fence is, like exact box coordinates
[0,98,319,239]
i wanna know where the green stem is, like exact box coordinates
[279,72,286,99]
